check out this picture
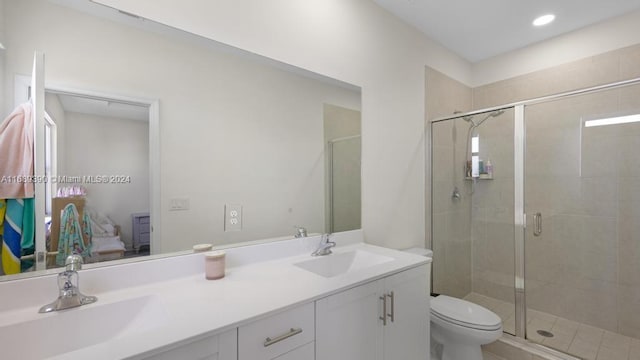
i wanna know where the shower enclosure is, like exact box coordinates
[430,78,640,359]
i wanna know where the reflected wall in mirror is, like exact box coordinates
[0,0,361,280]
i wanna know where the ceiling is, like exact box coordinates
[373,0,640,63]
[53,93,149,122]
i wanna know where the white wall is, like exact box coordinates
[93,0,473,250]
[472,9,640,86]
[64,112,149,250]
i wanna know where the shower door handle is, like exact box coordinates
[533,212,542,236]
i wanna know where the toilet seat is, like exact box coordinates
[431,295,502,331]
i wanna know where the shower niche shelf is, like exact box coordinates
[464,176,493,180]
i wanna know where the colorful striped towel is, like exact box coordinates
[0,200,5,237]
[56,203,91,266]
[1,198,34,275]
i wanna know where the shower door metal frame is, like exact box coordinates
[513,104,526,338]
[429,75,640,342]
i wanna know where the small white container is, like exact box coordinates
[193,243,213,252]
[204,250,226,280]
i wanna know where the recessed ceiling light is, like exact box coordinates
[533,14,555,27]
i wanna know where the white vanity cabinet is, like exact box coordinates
[315,264,429,360]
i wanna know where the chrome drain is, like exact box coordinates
[536,330,554,338]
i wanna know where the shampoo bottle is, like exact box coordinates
[485,159,493,178]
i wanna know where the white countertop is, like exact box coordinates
[0,232,430,360]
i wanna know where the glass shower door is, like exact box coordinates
[524,84,640,358]
[431,108,517,335]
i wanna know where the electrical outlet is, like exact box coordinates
[225,204,242,231]
[169,198,190,211]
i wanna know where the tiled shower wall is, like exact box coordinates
[472,44,640,110]
[427,43,640,338]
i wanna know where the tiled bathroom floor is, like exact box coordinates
[464,293,640,360]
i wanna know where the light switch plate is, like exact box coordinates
[169,197,190,211]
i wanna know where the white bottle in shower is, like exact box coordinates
[485,159,493,178]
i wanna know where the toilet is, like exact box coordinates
[404,248,503,360]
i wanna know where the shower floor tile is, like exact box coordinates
[463,292,640,360]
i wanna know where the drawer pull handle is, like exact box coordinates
[379,295,387,326]
[387,291,395,323]
[263,328,303,347]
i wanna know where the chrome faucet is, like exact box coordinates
[311,234,336,256]
[39,255,97,313]
[294,226,308,238]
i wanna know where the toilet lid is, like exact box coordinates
[430,295,502,331]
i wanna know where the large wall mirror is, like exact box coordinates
[0,0,361,280]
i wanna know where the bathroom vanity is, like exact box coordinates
[0,231,430,360]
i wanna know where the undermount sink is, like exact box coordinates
[0,295,167,360]
[294,249,393,278]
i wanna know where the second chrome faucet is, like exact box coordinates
[311,234,336,256]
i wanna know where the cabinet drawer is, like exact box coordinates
[139,233,150,246]
[239,302,314,360]
[273,342,314,360]
[138,216,150,224]
[139,223,151,233]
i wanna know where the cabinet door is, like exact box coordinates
[382,264,430,360]
[316,280,384,360]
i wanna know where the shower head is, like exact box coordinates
[456,109,505,128]
[453,110,474,124]
[468,109,505,127]
[490,109,505,117]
